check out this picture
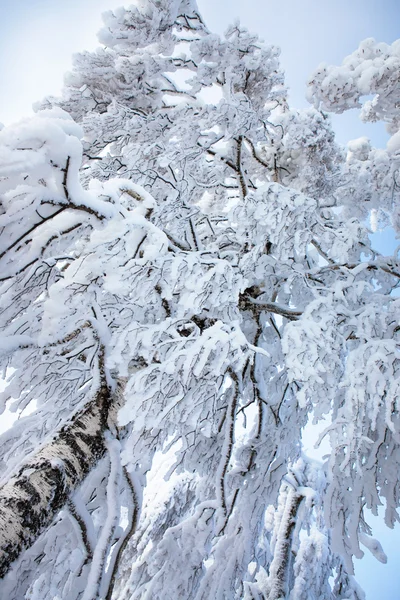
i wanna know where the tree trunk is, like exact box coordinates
[0,383,111,578]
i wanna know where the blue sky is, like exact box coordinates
[1,0,399,146]
[0,1,399,597]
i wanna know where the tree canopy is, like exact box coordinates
[0,1,399,598]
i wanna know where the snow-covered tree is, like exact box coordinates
[0,2,399,598]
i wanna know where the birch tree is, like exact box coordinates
[0,2,399,598]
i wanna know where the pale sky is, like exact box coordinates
[0,0,399,145]
[0,0,399,597]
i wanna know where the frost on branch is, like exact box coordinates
[307,38,400,135]
[1,1,400,598]
[307,38,400,231]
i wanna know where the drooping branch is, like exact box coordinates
[0,206,68,263]
[0,156,108,269]
[0,224,82,283]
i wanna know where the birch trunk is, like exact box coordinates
[0,382,111,578]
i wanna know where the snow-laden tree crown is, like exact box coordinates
[0,1,399,598]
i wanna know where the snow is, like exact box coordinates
[387,129,400,154]
[0,3,399,598]
[0,335,35,356]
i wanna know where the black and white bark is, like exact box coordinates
[0,377,111,578]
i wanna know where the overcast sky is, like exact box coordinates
[0,1,399,597]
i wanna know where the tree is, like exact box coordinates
[0,1,399,598]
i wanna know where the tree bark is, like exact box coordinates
[0,382,111,578]
[267,489,303,600]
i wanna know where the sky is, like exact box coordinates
[0,0,399,146]
[0,0,399,597]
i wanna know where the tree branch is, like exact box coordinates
[243,136,270,169]
[235,136,248,198]
[239,294,302,320]
[267,489,303,600]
